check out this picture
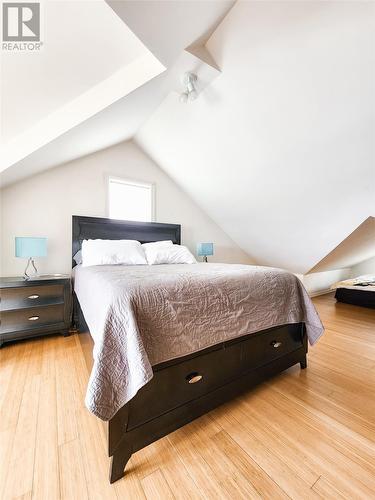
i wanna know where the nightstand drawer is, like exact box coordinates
[1,285,64,311]
[0,304,65,334]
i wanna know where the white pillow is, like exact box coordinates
[81,239,147,267]
[73,249,82,265]
[142,240,173,249]
[145,244,197,265]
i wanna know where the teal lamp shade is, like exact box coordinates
[15,237,47,258]
[197,242,214,257]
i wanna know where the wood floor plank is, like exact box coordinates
[167,419,230,499]
[0,342,33,432]
[312,475,348,499]
[13,493,32,500]
[321,329,375,358]
[75,408,117,500]
[0,428,15,499]
[58,439,89,500]
[55,337,81,446]
[268,368,375,443]
[71,334,93,402]
[237,388,375,498]
[40,335,58,379]
[141,469,175,500]
[306,360,375,398]
[177,417,262,500]
[0,342,23,411]
[309,342,375,376]
[211,403,321,499]
[309,354,374,390]
[2,374,41,499]
[132,437,202,500]
[32,377,60,500]
[281,363,375,416]
[1,293,375,499]
[210,430,289,500]
[112,463,147,500]
[264,378,375,471]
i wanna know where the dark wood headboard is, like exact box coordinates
[72,216,181,268]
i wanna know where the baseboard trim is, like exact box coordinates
[309,289,334,298]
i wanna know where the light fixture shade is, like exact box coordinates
[180,72,198,103]
[188,89,198,101]
[197,242,214,257]
[15,237,47,258]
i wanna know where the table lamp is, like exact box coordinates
[15,237,47,280]
[197,242,214,263]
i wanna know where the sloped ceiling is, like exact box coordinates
[136,0,375,274]
[0,0,234,185]
[309,217,375,274]
[106,0,233,67]
[1,1,156,142]
[1,0,374,275]
[0,0,165,172]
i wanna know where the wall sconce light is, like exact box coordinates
[180,72,198,103]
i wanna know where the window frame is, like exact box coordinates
[106,175,156,222]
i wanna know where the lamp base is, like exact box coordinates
[24,258,38,280]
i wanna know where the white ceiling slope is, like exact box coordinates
[106,0,234,67]
[0,0,234,186]
[308,217,375,274]
[136,0,375,274]
[2,0,374,275]
[0,0,165,172]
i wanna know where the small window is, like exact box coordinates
[108,177,154,222]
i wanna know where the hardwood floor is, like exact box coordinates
[1,293,374,499]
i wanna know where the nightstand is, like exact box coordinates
[0,275,71,347]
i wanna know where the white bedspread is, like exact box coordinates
[74,263,324,420]
[331,275,375,292]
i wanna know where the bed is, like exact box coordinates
[332,275,375,309]
[72,215,324,483]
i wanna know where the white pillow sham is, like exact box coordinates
[73,249,82,265]
[81,239,147,267]
[141,240,173,250]
[144,244,197,265]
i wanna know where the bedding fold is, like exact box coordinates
[74,263,324,420]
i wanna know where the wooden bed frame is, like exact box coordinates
[72,215,308,484]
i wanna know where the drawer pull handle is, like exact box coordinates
[28,295,39,299]
[271,341,282,348]
[186,373,203,384]
[28,316,40,321]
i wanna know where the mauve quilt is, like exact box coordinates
[74,263,324,420]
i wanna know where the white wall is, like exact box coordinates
[303,269,351,297]
[351,256,375,277]
[0,141,253,277]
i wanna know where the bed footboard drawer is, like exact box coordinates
[242,323,303,369]
[128,340,244,430]
[127,323,304,430]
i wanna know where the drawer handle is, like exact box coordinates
[28,294,39,299]
[271,341,282,348]
[28,316,40,321]
[186,372,203,384]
